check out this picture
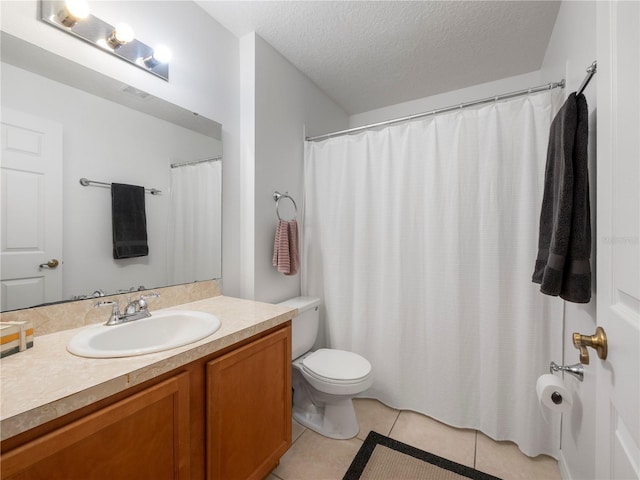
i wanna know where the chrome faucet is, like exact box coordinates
[96,293,160,326]
[95,300,123,326]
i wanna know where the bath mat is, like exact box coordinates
[343,431,502,480]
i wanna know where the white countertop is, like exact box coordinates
[0,296,296,441]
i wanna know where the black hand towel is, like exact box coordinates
[111,183,149,259]
[532,92,591,303]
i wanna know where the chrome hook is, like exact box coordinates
[550,361,584,382]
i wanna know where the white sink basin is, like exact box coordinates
[67,310,221,358]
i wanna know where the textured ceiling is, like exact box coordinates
[197,1,561,115]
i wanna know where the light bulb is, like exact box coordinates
[57,0,90,27]
[114,23,135,43]
[65,0,90,18]
[107,23,135,48]
[152,45,172,64]
[143,45,172,68]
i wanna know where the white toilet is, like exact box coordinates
[279,296,373,440]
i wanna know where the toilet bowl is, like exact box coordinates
[279,297,373,440]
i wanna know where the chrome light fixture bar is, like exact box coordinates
[40,0,170,81]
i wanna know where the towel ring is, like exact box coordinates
[273,191,297,221]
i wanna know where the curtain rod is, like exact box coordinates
[170,155,222,169]
[306,79,567,142]
[577,61,597,96]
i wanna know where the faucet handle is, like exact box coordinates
[139,292,160,310]
[95,300,119,312]
[95,300,121,325]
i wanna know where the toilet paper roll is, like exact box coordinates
[536,374,573,413]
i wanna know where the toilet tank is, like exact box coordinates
[278,297,321,359]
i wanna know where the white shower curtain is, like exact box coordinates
[167,160,222,285]
[302,91,564,457]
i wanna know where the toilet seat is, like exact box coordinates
[302,349,372,384]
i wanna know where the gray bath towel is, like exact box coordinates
[532,92,591,303]
[112,183,149,259]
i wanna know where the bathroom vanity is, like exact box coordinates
[0,295,295,480]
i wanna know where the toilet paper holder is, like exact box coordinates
[549,361,584,382]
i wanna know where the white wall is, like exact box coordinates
[239,33,349,303]
[239,34,257,300]
[350,71,543,127]
[539,2,598,480]
[0,1,243,296]
[2,63,221,299]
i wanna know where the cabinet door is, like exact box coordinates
[207,326,292,480]
[1,373,190,480]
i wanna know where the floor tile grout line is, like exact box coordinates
[290,425,308,448]
[297,427,309,444]
[473,429,478,469]
[387,409,402,437]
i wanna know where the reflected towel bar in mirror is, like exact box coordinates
[79,177,162,195]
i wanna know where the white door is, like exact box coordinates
[595,2,640,479]
[1,108,63,311]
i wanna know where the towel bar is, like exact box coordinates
[79,177,161,195]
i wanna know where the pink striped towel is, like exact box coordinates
[273,219,299,275]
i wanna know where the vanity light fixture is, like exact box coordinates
[41,0,170,81]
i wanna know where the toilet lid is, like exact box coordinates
[302,349,371,382]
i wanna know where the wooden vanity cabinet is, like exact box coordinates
[206,326,292,480]
[1,372,191,480]
[0,323,292,480]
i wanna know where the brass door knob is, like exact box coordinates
[572,326,607,365]
[39,259,60,269]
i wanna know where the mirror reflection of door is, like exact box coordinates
[1,108,62,311]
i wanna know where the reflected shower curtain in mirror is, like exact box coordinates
[302,91,564,457]
[167,161,222,285]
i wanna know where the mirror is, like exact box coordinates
[1,34,222,312]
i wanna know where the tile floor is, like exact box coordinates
[268,399,561,480]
